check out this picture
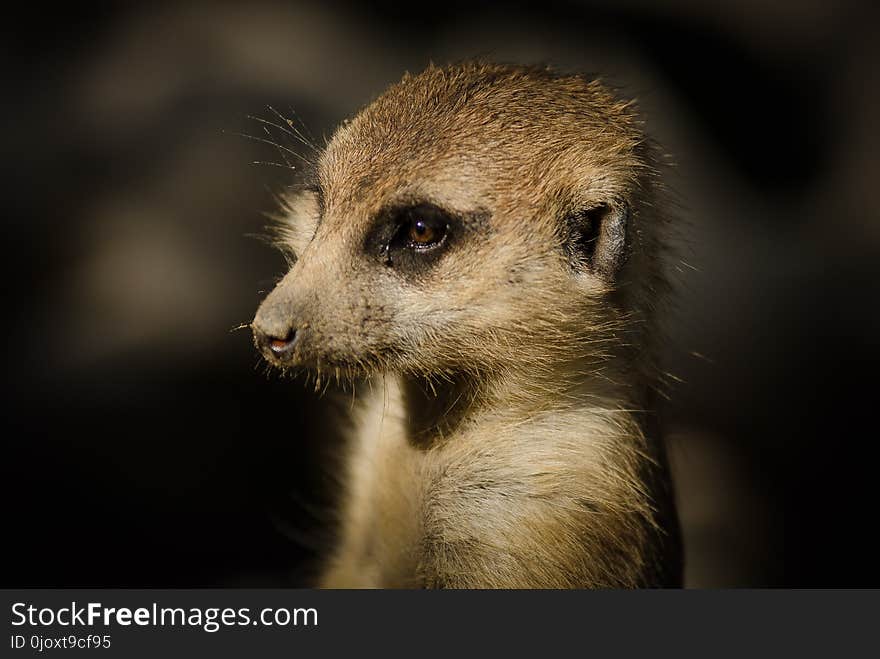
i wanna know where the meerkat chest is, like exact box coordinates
[342,382,626,586]
[340,383,427,586]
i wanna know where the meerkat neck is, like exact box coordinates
[397,357,639,449]
[398,373,484,448]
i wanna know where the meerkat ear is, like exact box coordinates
[564,200,631,280]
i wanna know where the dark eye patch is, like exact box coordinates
[365,202,484,275]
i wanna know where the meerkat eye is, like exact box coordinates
[407,216,445,248]
[391,205,450,252]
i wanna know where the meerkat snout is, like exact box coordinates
[251,62,682,588]
[251,283,301,362]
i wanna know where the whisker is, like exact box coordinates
[251,160,296,170]
[275,104,318,150]
[262,107,319,153]
[261,124,294,170]
[225,130,314,167]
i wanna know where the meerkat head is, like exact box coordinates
[252,62,665,382]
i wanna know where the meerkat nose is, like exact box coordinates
[252,322,298,359]
[268,329,296,354]
[269,336,289,351]
[264,327,297,355]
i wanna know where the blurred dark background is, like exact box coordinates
[3,0,879,587]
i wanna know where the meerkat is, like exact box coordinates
[251,62,682,588]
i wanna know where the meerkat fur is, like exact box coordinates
[252,61,682,588]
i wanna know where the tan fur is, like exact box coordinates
[252,62,682,588]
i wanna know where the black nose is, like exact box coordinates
[253,325,297,357]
